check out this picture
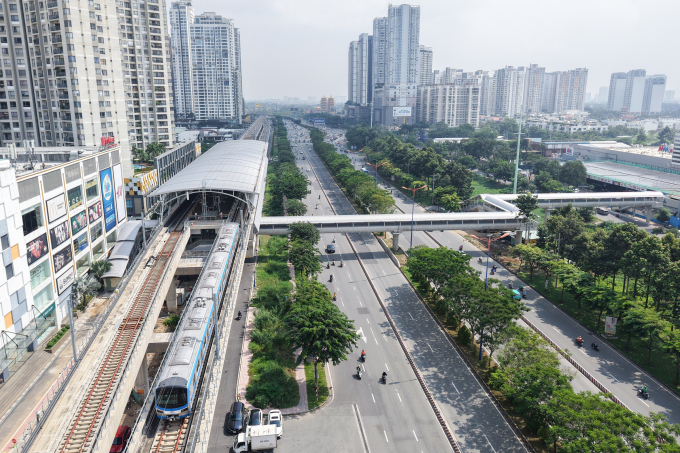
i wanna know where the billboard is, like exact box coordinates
[605,317,617,335]
[112,164,126,223]
[88,201,103,223]
[53,246,72,274]
[393,107,412,117]
[46,194,67,223]
[50,220,71,249]
[100,168,116,232]
[56,265,74,295]
[26,233,48,265]
[71,211,87,235]
[311,118,325,125]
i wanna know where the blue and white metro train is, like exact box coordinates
[154,223,240,420]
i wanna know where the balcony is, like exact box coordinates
[56,81,67,88]
[55,70,66,77]
[48,13,59,20]
[60,113,71,120]
[53,47,63,55]
[53,58,64,66]
[47,2,58,8]
[52,35,62,43]
[58,101,69,110]
[49,25,61,32]
[58,93,69,99]
[62,124,72,132]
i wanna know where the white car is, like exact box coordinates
[268,410,283,438]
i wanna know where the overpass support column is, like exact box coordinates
[392,232,400,252]
[166,279,178,313]
[545,209,551,220]
[645,206,651,224]
[515,230,524,245]
[133,354,150,405]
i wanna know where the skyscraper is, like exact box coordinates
[386,4,420,85]
[419,45,433,86]
[623,69,646,113]
[607,72,627,111]
[170,1,195,118]
[598,86,609,104]
[170,5,243,124]
[416,78,481,127]
[371,17,388,95]
[665,90,676,103]
[347,33,373,106]
[642,75,666,114]
[493,66,526,117]
[523,64,545,113]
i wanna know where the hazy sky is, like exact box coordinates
[192,0,677,100]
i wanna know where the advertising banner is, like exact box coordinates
[26,233,48,265]
[88,201,103,223]
[74,232,88,252]
[312,118,325,125]
[605,317,617,335]
[71,211,87,235]
[90,221,103,242]
[112,164,126,223]
[49,220,71,249]
[56,266,75,295]
[46,194,67,223]
[53,246,72,274]
[393,107,412,117]
[67,185,83,210]
[100,168,116,232]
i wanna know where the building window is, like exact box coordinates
[0,234,8,250]
[30,259,50,289]
[85,178,98,200]
[22,204,43,236]
[5,262,13,279]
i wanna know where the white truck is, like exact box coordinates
[233,425,277,452]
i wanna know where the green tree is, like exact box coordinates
[658,125,676,145]
[288,240,321,278]
[491,159,514,182]
[287,281,359,391]
[90,260,112,281]
[514,192,539,242]
[657,207,672,223]
[289,222,320,244]
[146,142,166,160]
[440,193,461,212]
[512,244,543,281]
[581,286,620,332]
[558,161,587,187]
[285,199,307,216]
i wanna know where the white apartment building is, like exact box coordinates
[493,66,525,117]
[117,0,175,152]
[371,16,388,96]
[523,64,545,114]
[386,4,420,85]
[479,72,495,116]
[642,75,666,114]
[608,69,667,114]
[6,0,136,177]
[419,45,432,86]
[624,69,647,113]
[608,72,627,111]
[169,0,194,118]
[171,5,243,124]
[347,33,372,106]
[525,119,608,133]
[416,78,481,128]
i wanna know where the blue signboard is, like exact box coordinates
[100,168,116,232]
[312,118,325,125]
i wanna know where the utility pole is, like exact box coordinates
[431,172,436,207]
[370,100,373,129]
[513,106,523,194]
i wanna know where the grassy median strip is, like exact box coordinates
[45,324,70,349]
[304,361,328,411]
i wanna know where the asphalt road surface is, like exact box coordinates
[290,122,528,453]
[317,124,680,424]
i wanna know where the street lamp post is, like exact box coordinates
[402,184,427,251]
[68,292,78,362]
[366,161,386,189]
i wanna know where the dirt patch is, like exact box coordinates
[119,398,143,430]
[147,351,165,382]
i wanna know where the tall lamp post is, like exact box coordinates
[512,107,524,194]
[68,292,78,363]
[402,184,427,251]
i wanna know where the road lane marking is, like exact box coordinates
[484,435,497,453]
[372,393,375,403]
[608,373,618,383]
[359,299,363,307]
[408,313,414,320]
[385,363,389,372]
[552,326,559,332]
[396,392,402,403]
[369,327,379,345]
[352,404,371,453]
[579,349,587,355]
[640,399,650,407]
[384,431,389,443]
[452,383,460,395]
[426,342,434,353]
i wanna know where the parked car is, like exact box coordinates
[226,402,249,434]
[110,426,131,453]
[249,408,264,426]
[268,410,283,438]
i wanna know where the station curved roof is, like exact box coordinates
[154,140,268,195]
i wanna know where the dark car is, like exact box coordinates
[226,402,249,434]
[326,244,336,253]
[250,408,263,426]
[110,426,131,453]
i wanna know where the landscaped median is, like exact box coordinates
[44,324,70,352]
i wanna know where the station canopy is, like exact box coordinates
[153,140,268,196]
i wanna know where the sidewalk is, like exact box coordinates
[0,294,110,450]
[236,308,308,414]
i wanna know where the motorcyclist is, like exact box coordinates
[361,350,366,359]
[642,385,648,394]
[591,341,599,349]
[382,371,387,381]
[332,259,335,265]
[333,292,337,300]
[357,365,362,375]
[576,336,583,344]
[519,284,524,292]
[459,245,463,252]
[318,195,321,200]
[237,311,242,318]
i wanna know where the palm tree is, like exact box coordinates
[90,260,112,281]
[72,274,101,308]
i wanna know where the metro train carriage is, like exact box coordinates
[154,223,240,419]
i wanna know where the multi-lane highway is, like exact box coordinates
[314,123,680,424]
[289,121,529,453]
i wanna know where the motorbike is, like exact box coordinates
[381,373,387,384]
[327,262,330,269]
[236,311,242,321]
[357,368,363,379]
[329,275,334,282]
[591,342,600,351]
[575,338,584,347]
[360,352,366,362]
[340,261,344,268]
[332,259,335,266]
[521,291,527,299]
[333,294,337,301]
[478,257,483,263]
[638,388,649,399]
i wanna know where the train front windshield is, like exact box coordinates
[156,387,188,410]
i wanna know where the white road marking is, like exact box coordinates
[579,349,587,355]
[608,373,618,383]
[396,392,402,402]
[413,431,418,442]
[341,300,345,307]
[369,327,379,345]
[640,399,650,407]
[385,363,389,372]
[408,313,414,321]
[484,435,497,453]
[372,393,375,403]
[357,327,367,343]
[426,342,434,353]
[359,300,363,307]
[383,269,386,276]
[384,431,389,443]
[552,326,559,332]
[452,383,460,395]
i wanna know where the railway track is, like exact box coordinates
[56,231,182,453]
[150,419,188,453]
